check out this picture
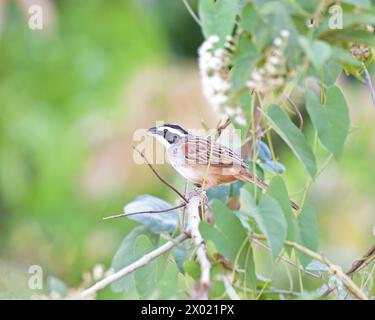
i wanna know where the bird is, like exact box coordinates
[148,124,299,210]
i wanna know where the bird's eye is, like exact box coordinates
[163,129,168,138]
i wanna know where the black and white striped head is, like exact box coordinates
[148,124,189,148]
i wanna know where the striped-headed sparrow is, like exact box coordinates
[148,124,299,210]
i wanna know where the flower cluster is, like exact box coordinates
[198,35,248,126]
[198,35,233,113]
[246,30,290,93]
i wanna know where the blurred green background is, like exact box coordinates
[0,0,374,299]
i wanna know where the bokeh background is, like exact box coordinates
[0,0,374,299]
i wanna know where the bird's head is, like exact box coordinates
[148,124,189,148]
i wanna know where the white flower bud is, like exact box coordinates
[224,107,235,116]
[209,35,220,44]
[280,30,290,38]
[207,57,221,70]
[235,115,247,126]
[265,63,277,75]
[252,71,262,81]
[273,37,283,47]
[93,264,104,280]
[268,56,279,65]
[245,80,254,87]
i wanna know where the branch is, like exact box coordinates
[74,233,188,300]
[103,203,186,220]
[346,243,375,276]
[234,283,300,297]
[252,234,368,300]
[187,193,211,300]
[132,145,188,203]
[322,243,375,297]
[216,117,231,137]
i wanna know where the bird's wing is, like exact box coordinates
[181,136,247,168]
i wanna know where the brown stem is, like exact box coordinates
[103,203,187,220]
[284,94,304,130]
[132,145,188,203]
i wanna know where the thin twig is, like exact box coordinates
[347,244,375,276]
[182,0,201,26]
[252,234,368,300]
[187,193,211,299]
[284,93,304,130]
[251,238,322,280]
[73,233,188,299]
[216,117,231,137]
[234,283,300,297]
[132,145,188,203]
[103,203,187,220]
[322,243,375,297]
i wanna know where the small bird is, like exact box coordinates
[148,124,299,210]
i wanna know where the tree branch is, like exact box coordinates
[74,233,188,299]
[187,193,211,300]
[252,234,368,300]
[103,203,186,220]
[322,243,375,297]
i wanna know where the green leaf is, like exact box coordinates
[200,200,247,262]
[207,184,229,204]
[209,264,227,299]
[239,3,271,51]
[323,29,375,47]
[157,262,179,299]
[266,176,297,243]
[134,235,158,298]
[317,11,375,35]
[241,190,287,259]
[198,0,237,46]
[265,105,317,177]
[111,226,159,293]
[231,35,258,90]
[229,180,245,198]
[183,259,200,280]
[340,0,371,9]
[237,242,257,290]
[299,37,332,70]
[199,200,256,287]
[239,3,260,35]
[124,195,179,234]
[296,204,320,267]
[306,87,349,158]
[172,240,193,273]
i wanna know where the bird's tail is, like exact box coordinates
[237,171,300,211]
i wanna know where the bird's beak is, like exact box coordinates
[147,127,157,136]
